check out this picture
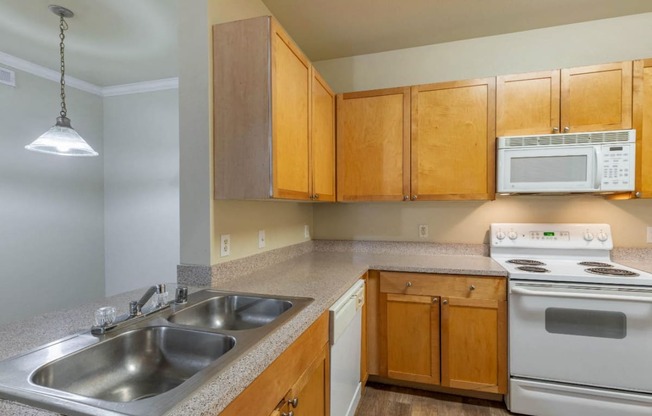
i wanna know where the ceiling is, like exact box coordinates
[262,0,652,61]
[0,0,177,87]
[1,0,651,87]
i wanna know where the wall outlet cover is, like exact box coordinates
[647,226,652,244]
[258,230,266,249]
[418,224,429,238]
[304,225,310,239]
[220,234,231,257]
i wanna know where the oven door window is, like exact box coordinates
[545,307,626,339]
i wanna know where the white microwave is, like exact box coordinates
[497,129,636,194]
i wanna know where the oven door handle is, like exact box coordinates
[511,286,652,303]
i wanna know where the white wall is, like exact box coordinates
[312,13,652,248]
[0,68,105,324]
[103,89,180,296]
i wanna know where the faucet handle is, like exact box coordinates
[175,286,188,304]
[94,306,116,327]
[129,300,141,317]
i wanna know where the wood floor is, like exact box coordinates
[355,383,514,416]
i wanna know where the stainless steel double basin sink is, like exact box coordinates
[0,289,313,415]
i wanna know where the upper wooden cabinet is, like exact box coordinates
[336,79,495,202]
[632,59,652,198]
[311,70,336,202]
[411,78,496,200]
[497,61,633,136]
[337,88,410,201]
[213,16,335,201]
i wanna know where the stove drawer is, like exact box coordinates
[380,272,506,300]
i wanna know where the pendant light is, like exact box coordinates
[25,5,98,157]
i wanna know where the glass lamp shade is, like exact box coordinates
[25,117,98,157]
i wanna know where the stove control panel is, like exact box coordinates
[490,223,613,250]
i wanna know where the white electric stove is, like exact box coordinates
[490,223,652,416]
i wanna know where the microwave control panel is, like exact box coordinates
[600,143,634,190]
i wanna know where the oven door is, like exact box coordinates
[498,145,598,193]
[509,281,652,393]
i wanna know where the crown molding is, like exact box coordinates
[0,50,178,97]
[102,78,179,97]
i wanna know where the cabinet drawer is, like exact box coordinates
[379,271,506,301]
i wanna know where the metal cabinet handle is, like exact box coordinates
[552,127,559,133]
[442,299,448,305]
[288,397,299,408]
[432,297,439,303]
[563,126,570,133]
[282,412,294,416]
[469,285,476,291]
[406,282,412,288]
[314,194,319,200]
[411,195,417,200]
[403,195,409,201]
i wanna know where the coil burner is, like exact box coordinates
[585,267,639,277]
[578,262,613,267]
[517,266,550,273]
[508,259,546,266]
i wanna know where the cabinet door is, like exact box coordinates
[560,61,633,133]
[381,293,440,385]
[633,59,652,198]
[289,344,329,416]
[440,297,507,394]
[337,88,410,201]
[310,68,336,202]
[271,21,311,200]
[496,70,560,136]
[411,78,496,200]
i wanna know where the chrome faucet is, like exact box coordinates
[91,283,180,335]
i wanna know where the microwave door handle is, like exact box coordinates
[594,147,603,189]
[511,286,652,303]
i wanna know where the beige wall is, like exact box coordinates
[314,197,652,247]
[312,13,652,248]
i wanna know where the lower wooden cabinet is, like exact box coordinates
[375,271,507,394]
[221,312,329,416]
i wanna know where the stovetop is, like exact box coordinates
[490,223,652,286]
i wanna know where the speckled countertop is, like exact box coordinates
[0,249,505,416]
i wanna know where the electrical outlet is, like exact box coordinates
[258,230,266,248]
[418,224,429,238]
[647,226,652,244]
[220,234,231,257]
[304,225,310,239]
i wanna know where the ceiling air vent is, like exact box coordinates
[0,67,16,87]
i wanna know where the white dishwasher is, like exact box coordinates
[329,279,365,416]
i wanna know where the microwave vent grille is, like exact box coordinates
[501,130,633,148]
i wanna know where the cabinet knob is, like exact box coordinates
[314,194,319,200]
[552,127,559,133]
[406,281,413,288]
[282,412,294,416]
[469,285,476,291]
[432,297,439,303]
[442,299,448,305]
[635,191,641,198]
[563,126,570,133]
[403,195,409,201]
[411,195,417,200]
[288,397,299,408]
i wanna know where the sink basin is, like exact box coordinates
[0,289,312,415]
[168,295,292,330]
[31,326,235,402]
